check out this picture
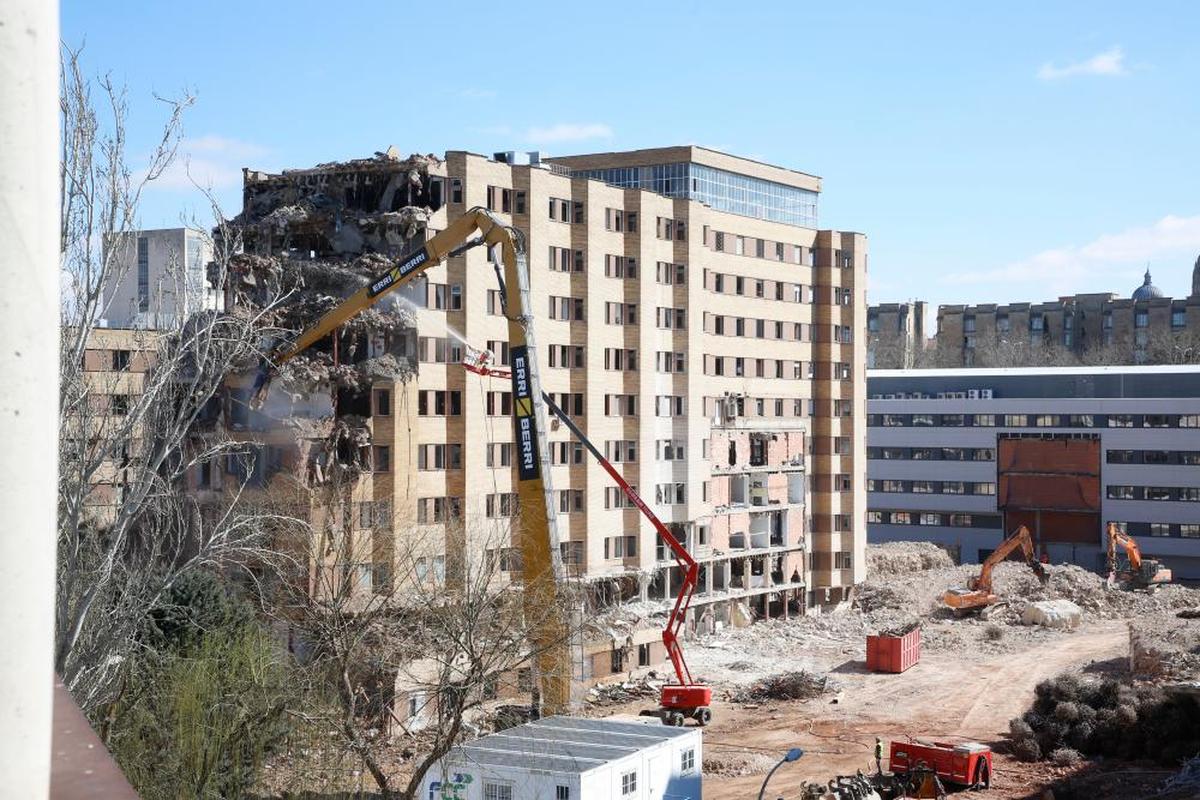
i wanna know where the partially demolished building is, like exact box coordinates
[209,145,867,695]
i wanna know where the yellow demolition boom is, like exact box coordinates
[254,207,572,714]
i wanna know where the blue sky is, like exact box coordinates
[63,1,1200,317]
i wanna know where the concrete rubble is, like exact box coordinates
[674,541,1200,691]
[1022,599,1084,629]
[214,149,437,488]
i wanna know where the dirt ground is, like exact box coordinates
[598,620,1132,798]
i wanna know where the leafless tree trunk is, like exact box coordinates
[57,45,296,713]
[266,480,577,799]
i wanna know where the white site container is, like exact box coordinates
[428,716,703,800]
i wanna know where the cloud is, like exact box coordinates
[944,213,1200,297]
[1037,46,1127,80]
[146,134,269,191]
[524,123,613,144]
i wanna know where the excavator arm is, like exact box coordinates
[1107,522,1143,572]
[969,525,1039,595]
[945,525,1046,612]
[255,208,572,714]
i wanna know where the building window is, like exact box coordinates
[1173,309,1187,328]
[973,482,996,495]
[866,511,883,523]
[483,783,513,800]
[373,388,391,416]
[1004,414,1028,427]
[621,771,637,796]
[136,236,149,312]
[920,513,941,526]
[949,514,973,527]
[371,445,390,472]
[1145,486,1173,501]
[1150,522,1171,537]
[1107,485,1135,500]
[1136,311,1149,328]
[681,747,696,774]
[1181,524,1200,538]
[1108,414,1136,428]
[604,535,638,557]
[556,786,570,800]
[834,551,853,569]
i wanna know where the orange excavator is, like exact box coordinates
[1106,522,1172,590]
[464,345,713,726]
[943,526,1047,614]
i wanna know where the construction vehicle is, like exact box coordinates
[942,525,1047,614]
[1106,522,1172,590]
[888,738,991,792]
[251,208,573,714]
[464,347,713,726]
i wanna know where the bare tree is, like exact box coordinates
[263,473,577,799]
[56,45,296,712]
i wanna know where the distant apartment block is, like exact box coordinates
[102,227,220,329]
[866,366,1200,581]
[934,261,1200,366]
[213,145,868,695]
[867,301,927,368]
[76,327,158,522]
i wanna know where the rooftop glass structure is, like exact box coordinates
[570,161,819,228]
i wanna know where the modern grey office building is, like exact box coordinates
[866,366,1200,581]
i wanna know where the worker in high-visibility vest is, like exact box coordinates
[875,738,884,774]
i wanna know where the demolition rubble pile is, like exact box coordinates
[865,540,955,576]
[219,149,439,479]
[585,674,663,707]
[702,752,780,778]
[1130,613,1200,679]
[1008,673,1200,766]
[688,543,1200,680]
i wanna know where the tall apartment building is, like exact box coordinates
[866,365,1200,581]
[102,227,220,329]
[220,145,867,686]
[867,301,927,368]
[934,261,1200,366]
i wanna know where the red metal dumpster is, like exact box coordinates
[866,626,920,673]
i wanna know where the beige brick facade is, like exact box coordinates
[225,146,868,685]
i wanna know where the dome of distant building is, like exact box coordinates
[1132,268,1163,300]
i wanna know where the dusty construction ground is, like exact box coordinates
[587,543,1199,798]
[597,621,1160,799]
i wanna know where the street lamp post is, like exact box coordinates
[757,747,805,800]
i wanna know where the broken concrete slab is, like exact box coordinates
[1022,600,1083,629]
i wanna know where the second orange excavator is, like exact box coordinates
[943,526,1048,614]
[1106,522,1172,590]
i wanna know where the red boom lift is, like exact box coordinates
[464,347,713,726]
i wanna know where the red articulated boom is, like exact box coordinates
[464,348,713,727]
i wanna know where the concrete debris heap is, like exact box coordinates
[218,150,439,486]
[865,540,954,577]
[1130,615,1200,679]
